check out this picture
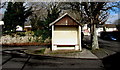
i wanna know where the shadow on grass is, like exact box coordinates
[102,52,120,70]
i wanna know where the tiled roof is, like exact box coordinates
[104,24,116,28]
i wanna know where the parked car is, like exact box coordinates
[100,31,120,41]
[102,34,117,41]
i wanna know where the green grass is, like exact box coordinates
[33,48,46,54]
[25,48,81,56]
[48,50,80,55]
[91,48,103,53]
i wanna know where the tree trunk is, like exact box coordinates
[92,24,99,50]
[103,26,106,32]
[116,25,120,31]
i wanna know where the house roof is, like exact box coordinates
[104,24,116,28]
[24,25,32,28]
[49,13,80,26]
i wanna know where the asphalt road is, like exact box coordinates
[99,39,120,52]
[2,52,104,70]
[84,36,120,70]
[83,36,120,53]
[1,37,120,70]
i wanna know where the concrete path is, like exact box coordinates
[74,49,98,59]
[2,45,99,59]
[47,49,99,59]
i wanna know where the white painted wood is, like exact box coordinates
[52,26,82,51]
[57,47,75,50]
[52,25,57,50]
[79,26,82,51]
[54,26,78,45]
[75,45,79,50]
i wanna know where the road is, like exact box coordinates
[83,36,120,70]
[2,52,104,70]
[1,37,120,70]
[83,36,120,53]
[99,39,120,52]
[98,38,120,70]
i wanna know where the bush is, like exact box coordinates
[16,32,25,36]
[33,30,51,43]
[25,31,34,36]
[34,30,43,36]
[44,37,51,43]
[3,30,14,35]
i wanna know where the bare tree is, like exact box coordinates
[60,2,120,50]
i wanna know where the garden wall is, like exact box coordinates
[0,35,51,45]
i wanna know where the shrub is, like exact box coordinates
[34,30,43,36]
[25,31,34,36]
[16,32,25,36]
[35,36,43,42]
[44,37,51,43]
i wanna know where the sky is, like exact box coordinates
[105,7,120,24]
[0,1,120,24]
[105,13,119,24]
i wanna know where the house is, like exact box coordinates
[96,25,104,36]
[104,24,118,32]
[0,21,4,25]
[82,24,103,36]
[49,13,82,51]
[0,21,24,32]
[16,25,23,31]
[96,24,118,36]
[0,21,4,32]
[16,25,32,32]
[83,24,118,36]
[82,24,90,36]
[24,25,32,31]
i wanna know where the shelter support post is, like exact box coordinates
[79,26,82,51]
[52,25,57,50]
